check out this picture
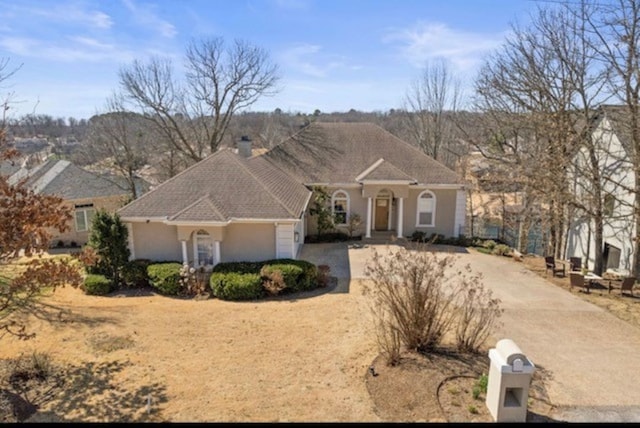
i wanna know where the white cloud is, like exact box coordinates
[122,0,177,38]
[0,36,135,63]
[1,2,113,30]
[385,21,505,71]
[279,43,360,78]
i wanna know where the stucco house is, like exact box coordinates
[13,158,139,247]
[118,122,466,267]
[566,105,635,275]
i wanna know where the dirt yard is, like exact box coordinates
[3,249,636,422]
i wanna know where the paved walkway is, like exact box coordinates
[299,242,640,423]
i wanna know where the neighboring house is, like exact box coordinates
[118,122,466,268]
[17,158,136,247]
[566,105,635,275]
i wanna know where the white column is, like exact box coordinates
[366,197,372,238]
[397,197,404,238]
[215,241,221,265]
[181,240,188,264]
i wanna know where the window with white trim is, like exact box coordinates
[416,190,436,227]
[75,204,95,232]
[195,230,215,266]
[332,190,349,225]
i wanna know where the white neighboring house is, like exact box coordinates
[566,105,636,275]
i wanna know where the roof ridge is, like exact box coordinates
[118,149,229,213]
[360,158,417,182]
[367,123,459,178]
[355,158,384,181]
[230,154,298,218]
[30,159,71,194]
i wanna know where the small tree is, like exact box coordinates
[346,212,363,238]
[308,186,334,237]
[87,209,130,287]
[0,60,82,340]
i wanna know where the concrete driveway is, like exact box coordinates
[300,242,640,423]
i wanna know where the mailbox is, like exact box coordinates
[485,338,535,422]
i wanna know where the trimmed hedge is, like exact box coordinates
[210,258,319,299]
[210,272,263,300]
[122,258,151,288]
[83,274,112,296]
[147,262,182,295]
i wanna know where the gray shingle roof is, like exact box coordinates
[118,149,311,222]
[24,159,129,200]
[356,158,417,182]
[261,122,463,185]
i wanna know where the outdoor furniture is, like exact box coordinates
[569,272,587,292]
[545,256,566,277]
[569,257,582,272]
[583,272,603,293]
[619,277,636,296]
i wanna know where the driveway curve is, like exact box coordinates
[300,243,640,422]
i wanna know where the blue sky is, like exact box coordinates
[0,0,542,120]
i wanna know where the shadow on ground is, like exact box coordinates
[1,358,168,422]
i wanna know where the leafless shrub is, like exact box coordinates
[452,272,503,353]
[373,310,403,366]
[363,244,459,354]
[316,264,331,288]
[260,266,286,296]
[363,243,502,358]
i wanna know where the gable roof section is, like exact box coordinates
[23,158,129,200]
[355,158,417,182]
[596,105,634,156]
[261,122,463,185]
[118,149,311,222]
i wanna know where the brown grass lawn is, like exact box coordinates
[3,250,636,422]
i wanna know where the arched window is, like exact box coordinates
[195,230,215,266]
[332,190,349,225]
[416,190,436,227]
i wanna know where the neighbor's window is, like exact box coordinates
[332,190,349,225]
[196,230,215,266]
[416,190,436,227]
[603,193,615,217]
[75,204,95,232]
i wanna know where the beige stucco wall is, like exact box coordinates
[303,186,459,238]
[220,222,276,262]
[48,194,128,247]
[402,188,457,237]
[131,221,182,262]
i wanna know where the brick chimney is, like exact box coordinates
[237,135,252,158]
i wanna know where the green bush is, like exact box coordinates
[147,262,183,295]
[210,272,263,300]
[212,261,263,274]
[263,259,318,291]
[83,274,112,296]
[492,244,512,256]
[261,264,304,290]
[482,239,497,250]
[411,231,427,242]
[122,259,151,288]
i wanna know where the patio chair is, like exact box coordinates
[569,257,582,272]
[620,277,636,296]
[569,272,587,292]
[545,256,566,277]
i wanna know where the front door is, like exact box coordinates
[375,198,389,230]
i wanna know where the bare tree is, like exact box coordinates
[118,37,280,169]
[463,4,607,261]
[586,0,640,276]
[403,58,463,168]
[82,94,152,200]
